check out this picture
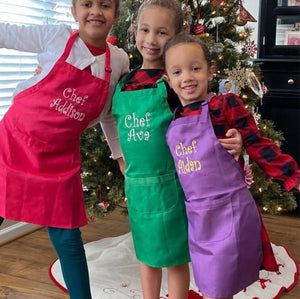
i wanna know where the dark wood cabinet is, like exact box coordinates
[256,0,300,166]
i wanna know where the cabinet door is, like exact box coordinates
[258,0,300,57]
[260,92,300,165]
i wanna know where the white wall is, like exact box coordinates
[244,0,260,45]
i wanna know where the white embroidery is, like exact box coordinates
[124,112,151,142]
[50,88,87,121]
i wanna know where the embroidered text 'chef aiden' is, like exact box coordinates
[174,140,202,175]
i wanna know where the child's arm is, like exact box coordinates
[223,93,300,192]
[98,48,130,174]
[116,157,126,176]
[0,23,70,53]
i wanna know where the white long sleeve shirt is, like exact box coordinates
[0,23,129,159]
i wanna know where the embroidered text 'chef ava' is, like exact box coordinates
[175,140,202,175]
[124,112,151,142]
[50,88,87,121]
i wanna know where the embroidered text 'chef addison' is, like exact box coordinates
[50,88,87,121]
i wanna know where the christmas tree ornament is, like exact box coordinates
[239,0,257,22]
[242,40,258,57]
[210,0,223,4]
[236,15,247,26]
[247,71,264,98]
[106,35,118,46]
[193,5,205,36]
[224,61,248,95]
[210,42,225,54]
[194,24,205,35]
[244,165,254,188]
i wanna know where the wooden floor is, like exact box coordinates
[0,208,299,299]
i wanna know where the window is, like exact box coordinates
[0,0,77,118]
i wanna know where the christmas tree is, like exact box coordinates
[81,0,297,217]
[80,125,127,219]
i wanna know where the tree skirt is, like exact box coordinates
[49,233,298,299]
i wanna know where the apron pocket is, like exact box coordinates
[185,195,233,243]
[125,173,184,214]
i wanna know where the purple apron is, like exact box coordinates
[166,93,263,297]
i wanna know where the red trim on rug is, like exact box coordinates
[49,259,68,294]
[48,245,298,299]
[270,246,299,299]
[188,290,203,298]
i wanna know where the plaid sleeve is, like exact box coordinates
[222,93,300,192]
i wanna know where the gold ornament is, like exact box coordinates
[230,26,236,34]
[236,16,247,26]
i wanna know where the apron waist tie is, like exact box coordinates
[125,172,178,185]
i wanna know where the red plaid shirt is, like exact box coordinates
[121,68,180,111]
[180,94,300,192]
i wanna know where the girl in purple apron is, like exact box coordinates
[164,34,299,298]
[0,1,129,298]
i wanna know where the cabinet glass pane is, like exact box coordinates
[276,15,300,44]
[277,0,300,6]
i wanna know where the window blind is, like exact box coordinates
[0,0,77,118]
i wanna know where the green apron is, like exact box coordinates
[112,70,190,267]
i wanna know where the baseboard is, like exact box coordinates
[0,222,41,245]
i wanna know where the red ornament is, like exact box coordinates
[193,24,205,35]
[106,35,118,45]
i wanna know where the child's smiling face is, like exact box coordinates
[72,0,119,48]
[165,42,214,106]
[135,6,176,69]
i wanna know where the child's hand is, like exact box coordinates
[219,128,242,161]
[116,156,126,176]
[295,183,300,191]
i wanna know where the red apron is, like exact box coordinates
[0,31,111,228]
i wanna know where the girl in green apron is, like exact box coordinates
[112,1,243,298]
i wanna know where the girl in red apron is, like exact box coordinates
[0,1,128,298]
[164,34,299,298]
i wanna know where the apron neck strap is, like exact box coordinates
[61,30,112,82]
[172,92,216,119]
[204,92,216,104]
[103,43,111,82]
[61,30,79,60]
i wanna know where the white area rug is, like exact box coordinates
[49,232,298,299]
